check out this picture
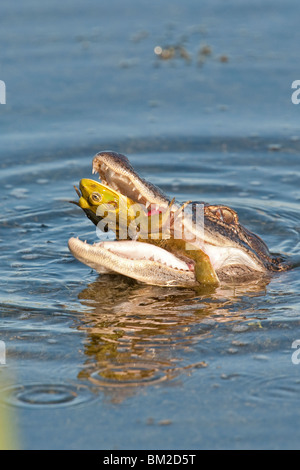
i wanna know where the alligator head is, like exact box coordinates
[68,151,288,287]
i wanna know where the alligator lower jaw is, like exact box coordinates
[68,238,198,287]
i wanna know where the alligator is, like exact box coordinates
[68,151,290,287]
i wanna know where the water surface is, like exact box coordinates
[0,0,300,450]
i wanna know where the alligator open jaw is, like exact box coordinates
[68,151,279,286]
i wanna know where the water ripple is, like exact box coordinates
[1,383,95,408]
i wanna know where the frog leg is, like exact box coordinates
[192,251,219,285]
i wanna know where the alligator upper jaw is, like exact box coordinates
[68,238,198,287]
[92,151,170,210]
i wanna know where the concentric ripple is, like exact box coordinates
[1,383,95,408]
[88,363,171,388]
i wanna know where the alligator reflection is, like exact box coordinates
[76,274,270,400]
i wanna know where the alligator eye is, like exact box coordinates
[89,192,102,204]
[221,207,239,225]
[205,205,239,225]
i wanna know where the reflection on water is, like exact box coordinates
[74,273,271,401]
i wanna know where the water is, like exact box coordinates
[0,0,300,450]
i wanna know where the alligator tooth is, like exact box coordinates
[119,174,129,183]
[137,194,142,200]
[100,163,107,173]
[145,201,150,209]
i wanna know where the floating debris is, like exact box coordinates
[199,44,212,56]
[219,54,229,63]
[158,419,172,426]
[197,44,229,66]
[178,46,191,62]
[154,45,191,62]
[154,45,175,60]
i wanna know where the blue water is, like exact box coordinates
[0,0,300,450]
